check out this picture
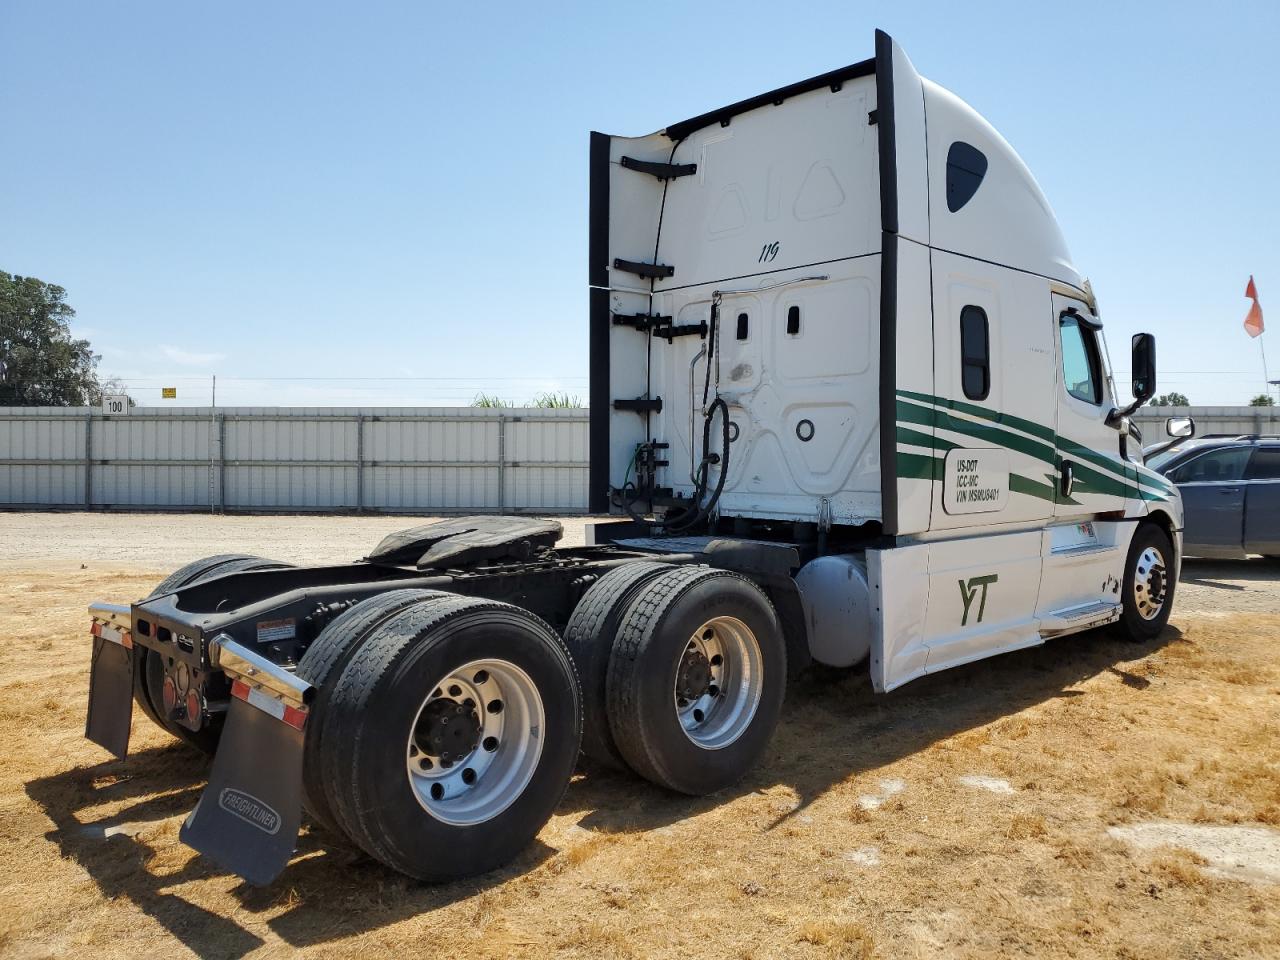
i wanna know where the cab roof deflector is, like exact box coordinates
[663,57,876,142]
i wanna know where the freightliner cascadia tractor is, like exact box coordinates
[84,31,1188,885]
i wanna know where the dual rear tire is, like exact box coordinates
[565,564,786,796]
[280,562,783,880]
[298,592,582,881]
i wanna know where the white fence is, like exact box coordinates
[1132,405,1280,442]
[1,404,1273,515]
[0,407,589,513]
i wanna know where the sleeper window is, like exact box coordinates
[946,142,988,212]
[959,305,990,400]
[1059,313,1102,405]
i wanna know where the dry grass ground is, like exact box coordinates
[0,513,1277,959]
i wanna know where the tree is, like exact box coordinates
[1249,394,1275,407]
[0,271,102,405]
[530,391,584,408]
[1152,392,1190,406]
[473,392,585,408]
[97,376,137,408]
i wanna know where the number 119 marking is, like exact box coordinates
[758,241,780,263]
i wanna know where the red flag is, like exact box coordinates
[1245,276,1264,338]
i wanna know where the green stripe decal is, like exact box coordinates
[896,425,957,453]
[897,398,1057,466]
[896,388,1173,496]
[1010,472,1065,504]
[896,452,1071,504]
[895,390,1170,504]
[896,388,1054,442]
[897,451,944,481]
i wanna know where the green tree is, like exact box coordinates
[1152,392,1190,406]
[0,271,102,405]
[530,391,584,408]
[1249,394,1275,407]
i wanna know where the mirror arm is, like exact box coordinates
[1143,436,1182,460]
[1105,395,1148,429]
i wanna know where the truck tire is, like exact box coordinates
[1117,523,1176,642]
[319,595,582,881]
[295,588,453,838]
[606,566,786,795]
[137,554,294,754]
[563,561,674,769]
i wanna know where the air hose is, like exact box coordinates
[663,294,730,534]
[664,395,730,534]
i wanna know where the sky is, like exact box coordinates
[2,0,1278,407]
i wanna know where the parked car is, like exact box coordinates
[1148,435,1280,558]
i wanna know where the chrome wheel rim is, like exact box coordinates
[405,658,544,826]
[1133,545,1168,621]
[673,615,763,750]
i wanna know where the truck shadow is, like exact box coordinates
[25,746,269,959]
[25,741,552,957]
[1181,557,1280,590]
[569,624,1182,835]
[26,623,1177,954]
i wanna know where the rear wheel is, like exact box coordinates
[320,595,581,881]
[1117,524,1175,642]
[137,554,293,754]
[606,566,785,795]
[295,588,451,837]
[562,561,675,769]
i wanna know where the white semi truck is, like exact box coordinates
[85,31,1188,885]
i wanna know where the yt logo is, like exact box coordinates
[958,574,998,626]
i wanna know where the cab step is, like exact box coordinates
[1039,600,1121,636]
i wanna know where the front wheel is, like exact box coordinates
[1117,524,1176,642]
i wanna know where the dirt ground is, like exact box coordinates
[0,512,1277,959]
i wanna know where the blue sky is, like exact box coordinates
[2,0,1277,406]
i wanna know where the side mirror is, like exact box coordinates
[1166,416,1194,439]
[1131,333,1156,402]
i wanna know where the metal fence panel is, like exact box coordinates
[0,408,86,505]
[0,406,590,513]
[1133,406,1280,441]
[5,404,1272,513]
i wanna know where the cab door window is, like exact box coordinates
[959,305,990,400]
[1059,313,1103,404]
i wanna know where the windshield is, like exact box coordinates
[1145,446,1186,472]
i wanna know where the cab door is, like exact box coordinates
[919,258,1057,532]
[1051,294,1129,521]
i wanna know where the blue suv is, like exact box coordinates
[1148,436,1280,559]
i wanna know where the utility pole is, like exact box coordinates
[209,375,217,514]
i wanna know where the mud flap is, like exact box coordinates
[85,636,134,760]
[180,693,306,886]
